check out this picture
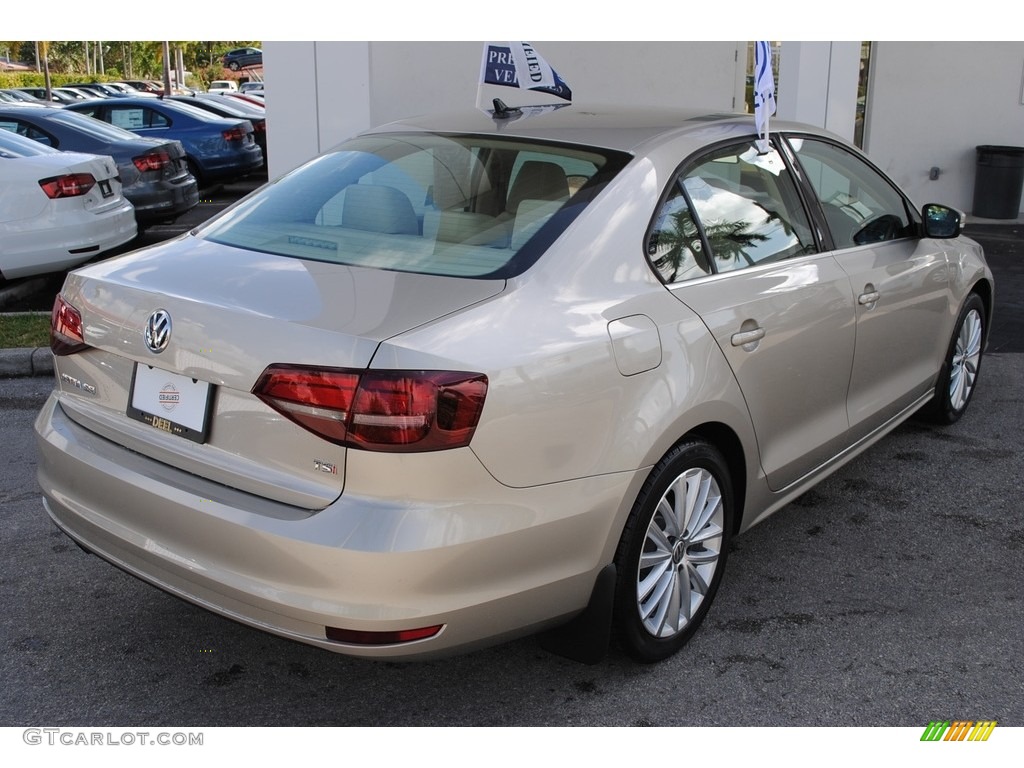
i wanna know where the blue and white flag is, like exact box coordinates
[753,41,776,153]
[479,42,573,104]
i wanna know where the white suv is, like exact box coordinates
[207,81,238,95]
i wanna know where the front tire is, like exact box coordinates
[926,293,985,424]
[614,440,733,663]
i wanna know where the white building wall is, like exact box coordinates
[263,42,370,178]
[865,41,1024,214]
[776,41,860,142]
[264,41,1024,217]
[264,41,744,177]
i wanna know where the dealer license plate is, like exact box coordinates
[127,364,213,443]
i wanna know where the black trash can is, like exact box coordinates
[973,145,1024,219]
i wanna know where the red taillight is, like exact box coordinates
[222,126,247,142]
[252,121,266,134]
[51,295,87,356]
[254,367,359,443]
[38,173,95,199]
[132,151,171,172]
[253,365,488,452]
[325,625,443,645]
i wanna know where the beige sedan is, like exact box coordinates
[35,106,992,663]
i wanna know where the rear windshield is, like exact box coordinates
[199,132,630,278]
[0,128,60,157]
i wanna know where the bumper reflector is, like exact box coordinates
[325,624,443,646]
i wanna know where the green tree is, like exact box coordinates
[0,41,261,79]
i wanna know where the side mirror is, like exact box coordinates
[922,203,962,239]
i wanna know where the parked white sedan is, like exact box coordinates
[0,130,136,280]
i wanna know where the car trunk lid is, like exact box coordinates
[56,152,127,214]
[52,237,504,510]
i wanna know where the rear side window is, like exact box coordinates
[200,132,630,278]
[647,142,817,283]
[109,107,169,130]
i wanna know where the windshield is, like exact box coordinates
[200,132,630,279]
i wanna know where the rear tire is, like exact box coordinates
[186,159,203,190]
[926,293,985,424]
[614,440,733,663]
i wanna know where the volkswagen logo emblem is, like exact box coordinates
[144,309,172,353]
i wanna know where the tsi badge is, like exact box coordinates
[144,309,172,353]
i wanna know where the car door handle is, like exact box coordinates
[731,327,766,347]
[858,290,880,306]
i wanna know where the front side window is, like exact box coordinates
[647,143,816,282]
[788,136,913,249]
[199,133,630,278]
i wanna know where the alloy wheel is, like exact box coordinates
[949,307,983,412]
[636,466,724,638]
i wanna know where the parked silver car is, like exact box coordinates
[35,105,992,662]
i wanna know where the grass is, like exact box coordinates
[0,313,51,349]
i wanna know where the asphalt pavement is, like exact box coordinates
[2,355,1022,727]
[967,221,1024,353]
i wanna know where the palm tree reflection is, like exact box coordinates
[652,207,770,281]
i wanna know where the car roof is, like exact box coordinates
[0,104,67,117]
[369,103,824,154]
[73,96,222,115]
[193,94,265,114]
[171,95,262,118]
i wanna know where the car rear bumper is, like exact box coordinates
[1,202,137,279]
[125,176,200,223]
[35,392,637,659]
[197,148,264,183]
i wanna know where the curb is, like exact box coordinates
[0,347,54,379]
